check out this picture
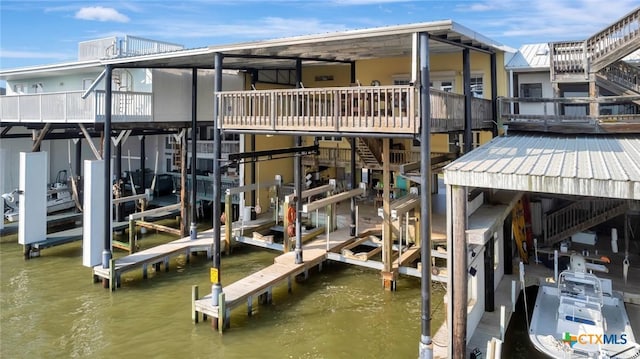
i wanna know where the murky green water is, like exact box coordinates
[1,224,445,358]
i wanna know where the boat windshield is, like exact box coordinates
[557,271,604,307]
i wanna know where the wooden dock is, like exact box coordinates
[92,216,275,290]
[192,227,356,330]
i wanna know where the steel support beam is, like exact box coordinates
[418,31,433,359]
[102,64,113,274]
[190,68,198,240]
[212,53,224,309]
[463,48,472,154]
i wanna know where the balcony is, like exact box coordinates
[0,90,153,124]
[499,95,640,133]
[2,85,494,134]
[220,85,493,135]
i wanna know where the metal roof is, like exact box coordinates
[444,133,640,200]
[1,20,511,79]
[505,43,550,71]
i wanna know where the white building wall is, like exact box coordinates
[152,69,244,123]
[518,72,554,115]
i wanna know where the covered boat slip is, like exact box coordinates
[443,132,640,357]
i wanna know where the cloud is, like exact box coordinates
[75,6,129,23]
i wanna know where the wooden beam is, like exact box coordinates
[31,123,51,152]
[135,221,181,236]
[382,137,392,274]
[452,185,468,358]
[301,187,364,213]
[128,203,181,220]
[78,123,102,160]
[284,184,333,203]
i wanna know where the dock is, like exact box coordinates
[92,216,276,290]
[1,211,83,236]
[192,227,356,330]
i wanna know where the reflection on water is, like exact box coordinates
[1,227,445,358]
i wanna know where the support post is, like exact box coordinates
[211,53,223,306]
[294,59,303,264]
[418,31,433,359]
[140,135,146,190]
[75,139,82,180]
[490,52,498,137]
[452,185,468,359]
[192,285,199,323]
[350,138,356,236]
[102,64,113,278]
[190,68,198,240]
[485,233,495,312]
[115,141,123,223]
[462,48,472,153]
[180,129,188,237]
[589,79,599,118]
[225,194,232,255]
[503,212,513,275]
[250,135,256,207]
[381,137,396,290]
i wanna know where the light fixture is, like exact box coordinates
[469,267,477,277]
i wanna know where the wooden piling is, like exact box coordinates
[109,258,116,291]
[192,285,199,323]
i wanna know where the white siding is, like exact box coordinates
[518,72,554,115]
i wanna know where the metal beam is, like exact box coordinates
[463,48,472,154]
[228,145,318,162]
[429,34,494,55]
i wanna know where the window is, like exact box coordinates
[521,83,542,98]
[430,80,453,92]
[318,136,342,142]
[470,76,483,98]
[12,83,25,94]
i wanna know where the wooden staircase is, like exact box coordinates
[355,137,382,170]
[551,7,640,82]
[596,61,640,104]
[542,198,629,246]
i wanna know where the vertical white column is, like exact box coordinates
[0,148,4,231]
[83,160,106,267]
[18,152,47,245]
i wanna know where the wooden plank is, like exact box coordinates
[136,221,181,236]
[302,187,364,213]
[128,203,181,220]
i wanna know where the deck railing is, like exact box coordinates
[302,147,422,167]
[600,61,640,93]
[219,85,492,134]
[498,95,640,133]
[550,7,640,79]
[0,90,153,123]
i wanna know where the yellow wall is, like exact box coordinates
[243,134,294,207]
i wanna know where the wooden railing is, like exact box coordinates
[498,95,640,133]
[0,90,153,123]
[600,61,640,93]
[219,85,493,134]
[220,85,417,134]
[550,7,640,78]
[587,7,640,72]
[550,41,588,79]
[543,199,628,246]
[302,147,422,167]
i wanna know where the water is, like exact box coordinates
[0,223,446,358]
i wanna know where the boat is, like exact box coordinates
[2,170,77,222]
[529,254,640,358]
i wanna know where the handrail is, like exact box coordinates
[599,61,640,93]
[586,7,640,69]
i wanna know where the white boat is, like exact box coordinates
[2,170,77,222]
[529,254,640,358]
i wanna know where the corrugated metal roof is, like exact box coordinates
[444,134,640,200]
[505,43,550,70]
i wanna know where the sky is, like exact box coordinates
[0,0,638,70]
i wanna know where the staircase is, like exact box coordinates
[551,7,640,82]
[596,61,640,100]
[355,137,382,170]
[542,198,629,246]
